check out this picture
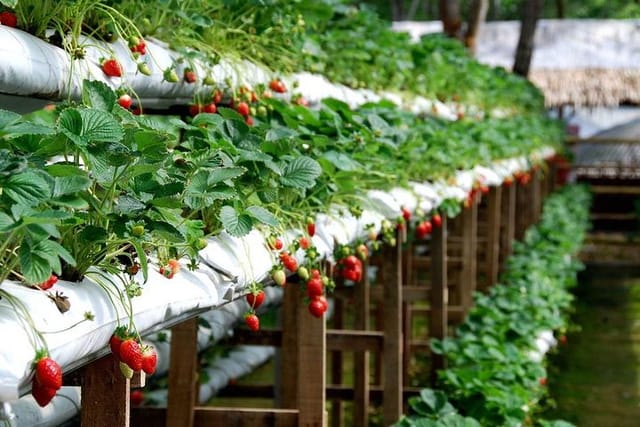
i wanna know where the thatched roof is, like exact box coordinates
[529,68,640,108]
[393,19,640,108]
[573,118,640,179]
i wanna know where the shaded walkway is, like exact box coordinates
[545,265,640,426]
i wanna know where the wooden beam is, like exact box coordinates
[166,317,199,427]
[430,216,447,382]
[460,201,478,314]
[279,283,299,409]
[352,259,371,427]
[589,185,640,195]
[483,186,502,290]
[499,183,516,273]
[132,407,299,427]
[330,296,344,427]
[81,355,130,427]
[382,239,403,427]
[297,282,326,426]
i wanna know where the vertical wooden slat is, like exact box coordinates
[382,239,403,427]
[280,283,299,409]
[515,181,529,241]
[297,286,326,426]
[81,355,130,427]
[531,169,542,224]
[166,317,199,427]
[461,201,478,314]
[430,216,447,383]
[352,259,370,427]
[500,183,516,273]
[484,186,502,290]
[330,296,344,427]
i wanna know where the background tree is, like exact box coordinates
[513,0,544,77]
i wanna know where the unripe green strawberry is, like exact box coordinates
[119,361,134,379]
[138,62,152,76]
[163,68,179,83]
[272,269,286,286]
[297,266,310,281]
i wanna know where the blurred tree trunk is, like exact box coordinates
[391,0,405,20]
[439,0,462,38]
[464,0,489,53]
[555,0,565,18]
[513,0,543,77]
[489,0,501,20]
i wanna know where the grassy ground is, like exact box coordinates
[544,265,640,426]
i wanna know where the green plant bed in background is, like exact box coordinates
[396,184,592,427]
[543,265,640,426]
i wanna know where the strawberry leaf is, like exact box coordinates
[279,156,321,190]
[220,205,253,237]
[82,80,117,112]
[245,206,279,227]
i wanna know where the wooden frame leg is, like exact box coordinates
[81,355,130,427]
[166,317,199,427]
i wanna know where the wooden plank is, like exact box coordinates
[589,185,640,195]
[196,407,298,427]
[325,330,383,352]
[590,213,638,220]
[278,283,299,409]
[81,355,130,427]
[166,317,199,427]
[382,238,403,427]
[460,201,478,315]
[430,216,447,383]
[531,169,542,224]
[353,259,371,427]
[297,282,326,426]
[499,183,516,274]
[330,296,344,427]
[483,186,502,290]
[132,407,299,427]
[515,181,529,241]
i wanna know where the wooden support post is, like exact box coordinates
[381,238,403,427]
[166,317,199,427]
[430,216,447,383]
[297,285,326,426]
[280,283,299,409]
[484,186,502,290]
[499,183,516,275]
[531,169,542,224]
[515,182,529,241]
[330,297,344,427]
[352,260,371,427]
[460,201,477,314]
[81,355,130,427]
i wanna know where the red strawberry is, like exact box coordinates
[245,313,260,331]
[203,102,217,114]
[269,79,287,93]
[308,297,327,318]
[119,339,143,371]
[118,94,133,109]
[299,236,310,250]
[183,68,197,83]
[130,389,144,406]
[236,102,250,117]
[306,220,315,237]
[31,381,57,407]
[416,220,433,240]
[35,274,58,290]
[0,11,17,28]
[432,213,443,228]
[109,334,123,360]
[212,89,223,104]
[245,116,254,126]
[268,237,284,251]
[246,290,265,309]
[141,346,157,375]
[35,357,62,390]
[101,58,122,77]
[306,277,324,299]
[538,377,547,386]
[343,255,359,270]
[189,103,203,116]
[401,207,411,222]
